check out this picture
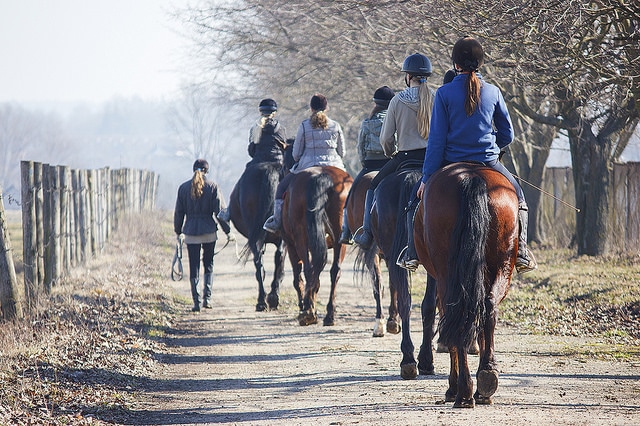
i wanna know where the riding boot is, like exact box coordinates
[397,198,420,271]
[338,207,352,245]
[190,277,201,312]
[217,207,230,222]
[263,199,284,234]
[515,205,538,273]
[202,273,213,308]
[353,189,375,249]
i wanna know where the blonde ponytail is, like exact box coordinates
[417,79,433,139]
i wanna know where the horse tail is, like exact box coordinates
[438,174,489,350]
[306,172,333,277]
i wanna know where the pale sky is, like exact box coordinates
[0,0,187,104]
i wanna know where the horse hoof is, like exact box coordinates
[266,293,279,310]
[418,365,435,375]
[477,369,499,398]
[469,340,480,355]
[386,318,401,334]
[323,316,335,326]
[400,363,418,380]
[255,302,268,312]
[445,390,456,402]
[453,397,475,408]
[474,393,493,405]
[298,311,318,326]
[372,318,385,337]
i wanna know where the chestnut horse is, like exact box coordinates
[408,162,518,408]
[227,162,286,311]
[281,166,352,326]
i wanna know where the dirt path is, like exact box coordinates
[131,239,640,425]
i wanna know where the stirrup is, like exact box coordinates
[396,246,419,272]
[263,216,281,234]
[515,250,537,273]
[339,234,353,245]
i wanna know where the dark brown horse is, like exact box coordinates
[227,162,286,311]
[408,162,518,408]
[347,171,401,337]
[281,165,352,326]
[359,167,423,339]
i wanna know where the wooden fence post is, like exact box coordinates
[0,185,23,320]
[21,161,37,308]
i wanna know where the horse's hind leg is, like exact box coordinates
[252,245,268,312]
[417,275,437,375]
[266,241,286,310]
[386,271,401,335]
[396,268,417,379]
[371,257,385,337]
[474,297,499,404]
[323,248,343,326]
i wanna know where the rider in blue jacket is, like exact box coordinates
[406,37,536,273]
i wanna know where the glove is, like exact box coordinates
[226,232,236,242]
[177,233,184,243]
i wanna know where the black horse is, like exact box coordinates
[227,161,286,311]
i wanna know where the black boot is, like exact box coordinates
[263,199,284,234]
[338,208,352,245]
[353,189,375,249]
[515,205,537,273]
[190,277,201,312]
[202,273,213,308]
[397,197,420,271]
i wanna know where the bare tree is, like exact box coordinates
[0,103,73,206]
[178,0,639,255]
[167,83,246,191]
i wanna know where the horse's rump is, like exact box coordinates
[230,162,281,261]
[420,162,518,349]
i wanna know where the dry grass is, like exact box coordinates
[0,211,179,425]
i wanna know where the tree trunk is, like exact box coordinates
[569,123,613,256]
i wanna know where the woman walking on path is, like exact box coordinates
[174,159,235,312]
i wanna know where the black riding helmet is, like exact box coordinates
[452,37,484,72]
[401,53,432,77]
[259,98,278,113]
[372,86,395,107]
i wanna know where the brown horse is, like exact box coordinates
[409,162,518,408]
[281,165,352,326]
[227,162,286,311]
[347,171,402,337]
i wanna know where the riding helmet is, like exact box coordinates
[401,53,432,77]
[372,86,395,107]
[452,37,484,72]
[259,98,278,113]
